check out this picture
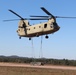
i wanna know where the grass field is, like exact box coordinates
[0,66,76,75]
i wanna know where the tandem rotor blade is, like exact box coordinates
[9,9,24,20]
[3,18,49,22]
[30,15,49,17]
[3,19,21,22]
[28,18,48,20]
[41,7,54,18]
[55,16,76,19]
[31,7,76,19]
[30,15,76,19]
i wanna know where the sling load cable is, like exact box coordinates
[31,38,35,63]
[39,27,44,59]
[39,35,43,59]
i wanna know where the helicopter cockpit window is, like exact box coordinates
[53,22,57,26]
[53,22,58,28]
[44,24,47,28]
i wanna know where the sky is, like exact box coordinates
[0,0,76,59]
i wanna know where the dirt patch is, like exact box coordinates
[0,62,76,70]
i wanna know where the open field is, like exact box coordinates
[0,63,76,75]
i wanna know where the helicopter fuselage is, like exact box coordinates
[5,7,76,40]
[17,19,60,38]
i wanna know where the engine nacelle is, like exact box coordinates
[17,20,30,37]
[18,20,30,27]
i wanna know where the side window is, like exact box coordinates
[29,28,30,30]
[34,27,35,29]
[44,24,47,28]
[51,26,53,28]
[51,22,53,25]
[39,26,41,28]
[50,22,53,28]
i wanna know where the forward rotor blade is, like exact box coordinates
[9,10,24,20]
[3,18,48,22]
[3,19,21,22]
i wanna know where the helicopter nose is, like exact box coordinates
[58,26,60,30]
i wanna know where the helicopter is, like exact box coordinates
[4,7,76,40]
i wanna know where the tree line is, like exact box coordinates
[0,55,76,66]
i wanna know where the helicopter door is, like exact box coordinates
[44,24,47,28]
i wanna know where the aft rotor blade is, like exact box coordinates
[24,18,48,20]
[55,16,76,19]
[41,7,54,17]
[30,15,49,17]
[30,15,76,19]
[9,10,24,20]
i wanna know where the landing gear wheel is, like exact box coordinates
[45,35,49,39]
[19,37,21,39]
[29,38,31,40]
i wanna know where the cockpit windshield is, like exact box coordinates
[53,22,58,26]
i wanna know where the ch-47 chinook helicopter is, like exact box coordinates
[4,7,76,40]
